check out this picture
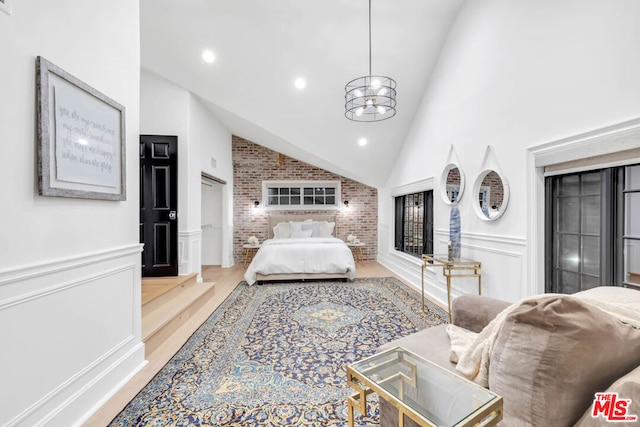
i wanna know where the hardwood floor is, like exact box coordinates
[141,272,198,305]
[83,261,436,426]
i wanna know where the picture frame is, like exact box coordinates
[36,56,126,201]
[0,0,12,15]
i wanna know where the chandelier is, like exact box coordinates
[345,0,397,122]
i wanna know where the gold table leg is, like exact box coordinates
[446,273,452,323]
[348,396,355,427]
[421,256,482,323]
[347,373,371,427]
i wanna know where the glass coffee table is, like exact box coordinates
[346,347,502,427]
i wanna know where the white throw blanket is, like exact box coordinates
[447,287,640,387]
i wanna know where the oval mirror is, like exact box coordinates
[472,169,509,221]
[440,163,465,205]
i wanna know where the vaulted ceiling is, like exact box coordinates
[140,0,466,187]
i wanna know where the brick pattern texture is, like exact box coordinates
[232,136,378,264]
[446,167,461,185]
[482,171,504,209]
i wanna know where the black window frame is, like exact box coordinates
[262,180,340,210]
[394,190,433,258]
[545,166,632,293]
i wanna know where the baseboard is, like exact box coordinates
[73,345,147,427]
[44,343,146,427]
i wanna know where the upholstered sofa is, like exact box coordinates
[378,287,640,427]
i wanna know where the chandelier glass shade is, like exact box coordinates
[344,0,397,122]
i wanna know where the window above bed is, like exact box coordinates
[262,180,341,210]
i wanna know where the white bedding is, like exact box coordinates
[244,237,356,285]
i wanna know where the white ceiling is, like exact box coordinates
[140,0,465,187]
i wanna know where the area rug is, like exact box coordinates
[110,277,447,426]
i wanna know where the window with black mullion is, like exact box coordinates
[547,171,603,293]
[394,190,433,258]
[546,165,637,294]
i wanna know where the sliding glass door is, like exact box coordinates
[546,171,603,293]
[546,164,639,293]
[624,166,640,287]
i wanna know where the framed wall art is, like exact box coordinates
[0,0,12,15]
[36,56,126,201]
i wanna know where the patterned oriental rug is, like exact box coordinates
[110,277,447,426]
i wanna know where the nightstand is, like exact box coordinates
[347,242,366,263]
[242,244,261,266]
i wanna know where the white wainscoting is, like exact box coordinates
[0,244,145,427]
[378,223,427,295]
[178,229,203,281]
[435,229,527,303]
[378,225,527,308]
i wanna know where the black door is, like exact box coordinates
[140,135,178,277]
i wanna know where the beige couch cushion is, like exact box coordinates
[488,295,640,427]
[451,294,510,333]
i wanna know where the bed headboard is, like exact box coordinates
[267,214,337,239]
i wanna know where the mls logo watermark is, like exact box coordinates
[591,392,638,422]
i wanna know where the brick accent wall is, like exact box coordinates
[482,171,504,209]
[232,136,378,264]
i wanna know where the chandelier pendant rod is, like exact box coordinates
[344,0,396,122]
[368,0,372,78]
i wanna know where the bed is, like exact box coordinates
[244,214,356,285]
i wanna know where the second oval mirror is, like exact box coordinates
[473,169,509,220]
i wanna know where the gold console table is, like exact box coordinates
[421,254,482,323]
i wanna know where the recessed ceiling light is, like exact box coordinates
[294,78,306,90]
[202,49,215,64]
[358,138,368,147]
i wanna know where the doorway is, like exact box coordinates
[201,175,223,266]
[140,135,178,277]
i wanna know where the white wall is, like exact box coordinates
[201,180,223,265]
[380,0,640,304]
[0,1,144,426]
[188,95,235,269]
[140,70,234,276]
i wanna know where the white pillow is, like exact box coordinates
[314,221,335,237]
[299,220,335,237]
[291,228,313,238]
[290,219,312,233]
[272,222,292,239]
[302,220,316,235]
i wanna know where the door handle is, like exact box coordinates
[169,211,177,220]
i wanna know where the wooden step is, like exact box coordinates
[142,273,198,317]
[142,280,216,357]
